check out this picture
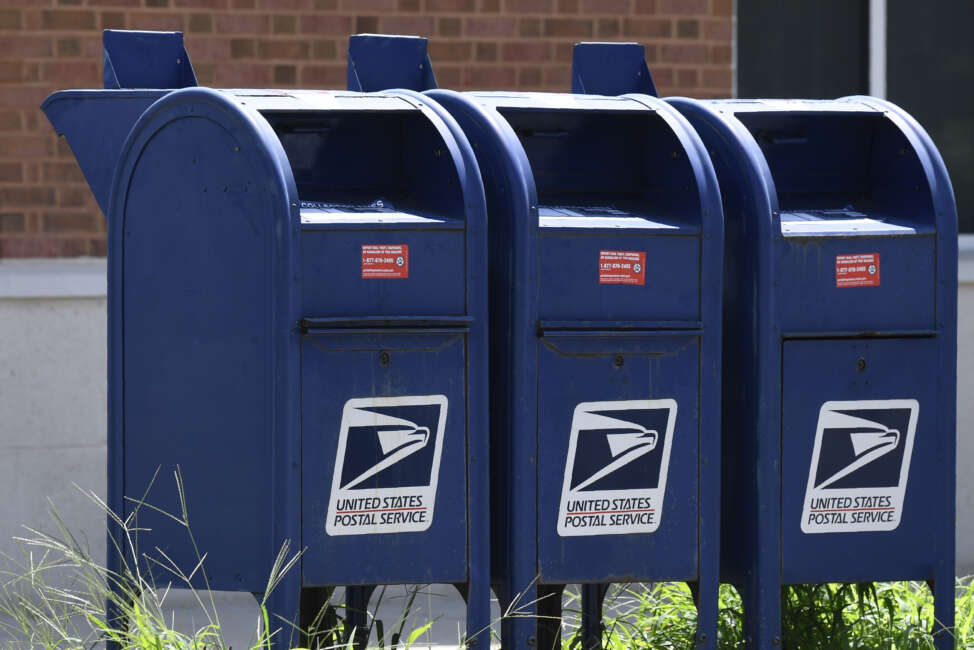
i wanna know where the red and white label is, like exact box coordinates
[835,253,880,288]
[362,244,409,279]
[599,250,646,286]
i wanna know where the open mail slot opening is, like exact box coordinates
[735,112,935,235]
[263,110,465,222]
[498,109,702,228]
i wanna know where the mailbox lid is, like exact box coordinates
[472,95,709,322]
[780,337,940,583]
[301,330,468,586]
[537,332,700,582]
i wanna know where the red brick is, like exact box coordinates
[623,17,670,37]
[174,0,228,6]
[651,66,673,87]
[676,68,697,86]
[257,0,312,7]
[519,66,541,87]
[677,18,699,37]
[0,187,55,206]
[312,40,337,59]
[713,0,731,17]
[258,39,310,59]
[300,13,351,34]
[300,64,344,86]
[273,15,296,33]
[542,18,592,37]
[0,164,23,183]
[233,0,256,6]
[0,136,54,158]
[553,41,572,62]
[57,187,92,207]
[464,16,515,37]
[501,41,550,63]
[506,0,552,12]
[427,0,475,10]
[438,17,461,36]
[701,67,731,89]
[596,18,619,37]
[355,15,379,32]
[398,0,420,10]
[1,87,65,109]
[0,237,90,259]
[479,0,499,10]
[88,0,141,6]
[42,212,96,232]
[704,18,731,41]
[518,17,540,36]
[462,65,516,88]
[39,9,95,30]
[581,0,628,12]
[274,64,296,84]
[475,42,497,61]
[661,43,709,64]
[56,37,82,57]
[188,13,213,33]
[41,60,98,83]
[379,15,435,35]
[429,40,472,62]
[542,65,570,88]
[130,13,184,30]
[712,43,731,64]
[0,112,21,132]
[558,0,578,12]
[212,62,272,86]
[188,37,231,60]
[659,0,706,13]
[0,36,54,58]
[0,213,25,233]
[230,38,255,58]
[633,0,656,12]
[41,162,83,183]
[0,9,22,29]
[215,13,270,34]
[340,0,395,8]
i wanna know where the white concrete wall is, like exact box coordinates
[1,249,973,600]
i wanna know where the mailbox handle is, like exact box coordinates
[300,315,473,332]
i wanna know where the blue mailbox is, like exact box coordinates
[42,30,491,649]
[348,34,724,650]
[574,42,959,649]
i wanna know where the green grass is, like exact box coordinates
[0,474,971,649]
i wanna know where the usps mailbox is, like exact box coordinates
[576,43,958,649]
[42,30,491,649]
[347,34,724,650]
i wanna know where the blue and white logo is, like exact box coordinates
[801,399,918,534]
[558,399,677,537]
[326,395,447,536]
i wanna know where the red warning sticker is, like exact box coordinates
[362,244,409,279]
[835,253,880,288]
[599,250,646,286]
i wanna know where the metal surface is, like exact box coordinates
[42,30,491,650]
[571,42,657,98]
[575,43,957,647]
[346,34,724,649]
[665,96,958,648]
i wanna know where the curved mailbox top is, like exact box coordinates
[668,95,957,335]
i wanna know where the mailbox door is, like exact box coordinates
[781,337,939,584]
[537,333,700,583]
[301,330,467,586]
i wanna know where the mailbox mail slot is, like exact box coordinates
[42,30,491,649]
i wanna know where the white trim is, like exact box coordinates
[960,234,974,285]
[0,258,107,299]
[869,0,887,98]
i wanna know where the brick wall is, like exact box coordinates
[0,0,733,258]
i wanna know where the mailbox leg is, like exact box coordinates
[739,578,780,649]
[693,577,718,648]
[256,574,301,650]
[579,583,605,650]
[535,583,564,650]
[930,576,954,650]
[344,584,375,649]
